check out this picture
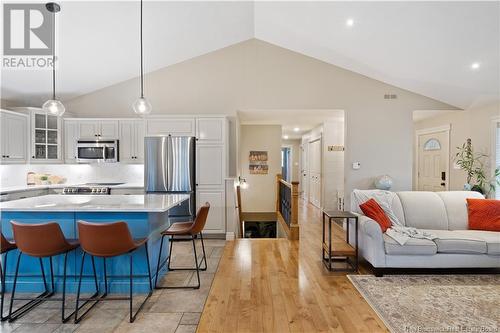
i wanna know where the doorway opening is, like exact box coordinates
[281,147,292,182]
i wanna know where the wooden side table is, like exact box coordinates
[322,210,359,272]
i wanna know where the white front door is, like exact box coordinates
[418,131,449,191]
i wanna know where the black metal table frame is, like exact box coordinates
[322,212,359,272]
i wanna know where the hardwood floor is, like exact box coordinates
[198,199,388,333]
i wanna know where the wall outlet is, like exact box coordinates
[352,162,361,170]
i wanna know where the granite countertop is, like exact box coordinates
[0,183,145,195]
[0,193,188,212]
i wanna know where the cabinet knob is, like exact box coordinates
[94,134,97,137]
[32,155,35,158]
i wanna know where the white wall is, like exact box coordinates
[322,118,345,210]
[63,39,455,207]
[302,117,345,211]
[239,125,282,212]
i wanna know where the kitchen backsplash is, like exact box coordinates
[0,164,144,187]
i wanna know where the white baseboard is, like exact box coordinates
[225,232,235,240]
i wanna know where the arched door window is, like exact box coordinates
[424,138,441,151]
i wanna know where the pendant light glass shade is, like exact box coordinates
[133,0,151,116]
[43,2,64,117]
[132,97,152,115]
[42,99,65,116]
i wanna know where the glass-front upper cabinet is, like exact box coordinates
[31,110,62,162]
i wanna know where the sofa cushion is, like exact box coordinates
[463,230,500,255]
[383,234,437,255]
[397,192,448,230]
[436,191,484,230]
[360,199,392,232]
[351,189,406,226]
[467,198,500,231]
[422,229,487,254]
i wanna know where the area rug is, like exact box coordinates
[348,275,500,333]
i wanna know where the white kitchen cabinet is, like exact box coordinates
[100,121,119,137]
[0,110,28,163]
[119,120,145,163]
[78,120,118,138]
[196,145,224,187]
[197,190,225,233]
[30,110,62,162]
[196,118,225,143]
[64,120,79,162]
[78,121,98,138]
[145,118,195,136]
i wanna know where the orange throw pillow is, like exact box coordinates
[467,198,500,231]
[359,199,392,232]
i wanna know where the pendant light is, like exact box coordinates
[132,0,152,115]
[42,2,65,117]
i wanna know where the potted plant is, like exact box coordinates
[455,138,500,195]
[40,175,50,185]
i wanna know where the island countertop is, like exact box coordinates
[0,193,189,212]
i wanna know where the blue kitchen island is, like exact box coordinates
[0,193,189,293]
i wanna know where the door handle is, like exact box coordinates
[441,183,446,186]
[441,172,446,181]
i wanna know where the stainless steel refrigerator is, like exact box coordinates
[145,136,196,222]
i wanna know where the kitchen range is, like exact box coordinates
[62,182,125,195]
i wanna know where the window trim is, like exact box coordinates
[491,116,500,199]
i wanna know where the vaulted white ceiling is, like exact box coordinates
[1,1,499,109]
[1,1,254,105]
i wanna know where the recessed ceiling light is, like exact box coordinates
[293,127,300,132]
[346,18,354,27]
[283,135,289,140]
[471,62,480,70]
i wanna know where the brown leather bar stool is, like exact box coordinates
[8,222,80,323]
[1,233,17,321]
[75,221,153,323]
[155,203,210,289]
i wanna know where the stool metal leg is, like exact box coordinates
[0,252,8,321]
[154,234,166,288]
[103,257,108,296]
[59,251,83,323]
[155,235,205,289]
[129,254,133,323]
[76,243,153,324]
[199,233,208,271]
[191,237,201,289]
[74,252,100,324]
[128,242,153,323]
[8,253,51,322]
[167,235,174,271]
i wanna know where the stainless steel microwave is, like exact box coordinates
[76,139,119,163]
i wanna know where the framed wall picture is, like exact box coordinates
[249,151,268,174]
